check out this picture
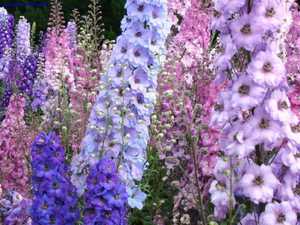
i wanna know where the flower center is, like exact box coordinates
[41,202,48,209]
[263,62,273,73]
[134,50,141,57]
[254,176,264,186]
[214,103,224,112]
[294,184,300,195]
[238,84,250,95]
[294,153,300,158]
[259,118,270,129]
[278,100,289,110]
[277,213,286,223]
[121,47,127,54]
[135,31,142,37]
[213,10,221,18]
[137,4,144,12]
[291,124,300,133]
[265,8,275,17]
[240,24,252,35]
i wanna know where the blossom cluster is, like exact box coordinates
[152,1,222,223]
[84,157,128,225]
[0,8,14,80]
[31,132,79,224]
[287,5,300,119]
[209,0,300,224]
[71,0,170,209]
[0,189,32,225]
[0,94,31,196]
[0,15,37,110]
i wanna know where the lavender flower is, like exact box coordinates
[71,0,170,209]
[239,163,279,204]
[210,0,299,222]
[16,17,31,64]
[259,202,297,225]
[247,50,285,87]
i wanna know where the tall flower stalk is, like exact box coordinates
[209,0,300,224]
[71,0,170,209]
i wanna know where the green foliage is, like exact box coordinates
[3,0,125,40]
[129,147,175,225]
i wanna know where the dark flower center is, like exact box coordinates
[135,31,142,37]
[152,11,158,19]
[134,50,141,57]
[137,4,144,12]
[121,47,127,54]
[278,100,289,110]
[294,153,300,158]
[116,69,122,77]
[214,103,224,112]
[241,24,252,35]
[259,118,270,129]
[291,124,300,133]
[277,213,286,223]
[104,211,112,218]
[118,88,124,97]
[265,8,275,17]
[52,182,59,189]
[238,84,250,95]
[294,184,300,195]
[44,164,50,171]
[137,93,144,104]
[263,62,273,73]
[254,176,264,186]
[41,202,48,209]
[213,10,221,18]
[134,76,141,83]
[114,194,120,200]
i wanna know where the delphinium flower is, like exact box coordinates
[209,0,300,224]
[83,157,127,225]
[0,190,32,225]
[0,8,14,111]
[14,16,38,99]
[16,17,31,65]
[31,132,79,225]
[32,29,76,131]
[287,5,300,119]
[0,8,14,79]
[151,1,222,224]
[71,0,170,209]
[1,15,38,110]
[0,94,31,196]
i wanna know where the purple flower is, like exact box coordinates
[83,157,128,225]
[31,132,79,225]
[245,107,283,146]
[259,202,297,225]
[230,75,267,110]
[209,180,233,220]
[239,163,279,204]
[240,213,256,225]
[230,14,264,51]
[265,89,292,123]
[247,50,285,87]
